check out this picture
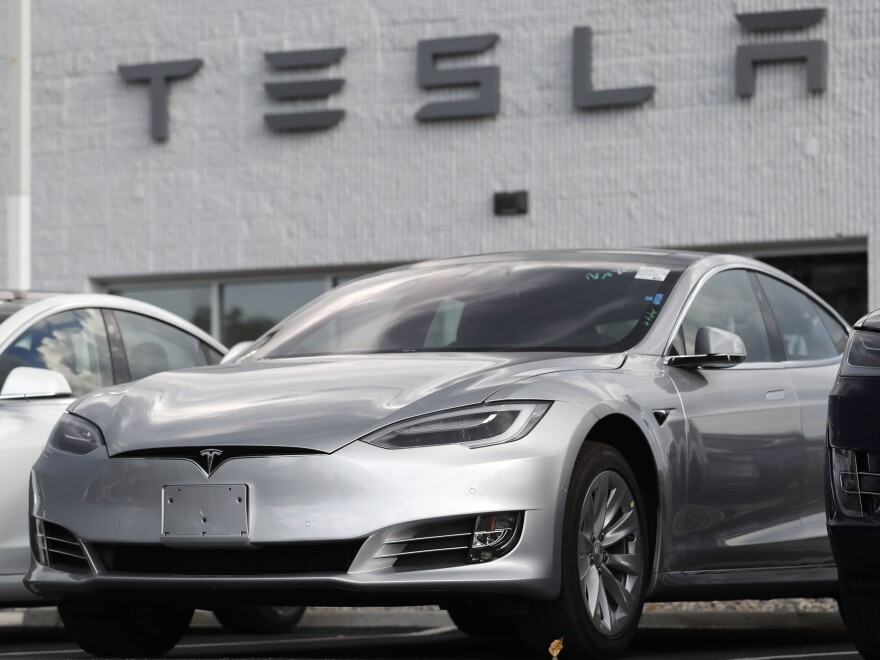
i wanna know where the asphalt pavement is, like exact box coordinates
[3,602,850,630]
[0,604,860,659]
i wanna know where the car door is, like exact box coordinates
[664,268,805,570]
[0,308,113,577]
[754,273,849,564]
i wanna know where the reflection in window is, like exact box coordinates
[222,279,326,345]
[425,299,465,347]
[756,274,841,360]
[0,309,113,397]
[255,262,684,358]
[115,311,218,381]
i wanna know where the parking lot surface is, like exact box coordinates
[0,604,860,659]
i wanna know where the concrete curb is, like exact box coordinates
[638,610,845,631]
[9,606,846,631]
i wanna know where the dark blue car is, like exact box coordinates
[827,309,880,658]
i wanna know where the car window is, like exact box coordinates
[674,269,772,362]
[255,261,686,358]
[755,273,842,361]
[114,311,214,381]
[290,293,403,356]
[814,303,849,353]
[0,308,113,397]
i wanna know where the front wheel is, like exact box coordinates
[519,443,649,659]
[58,601,193,657]
[839,580,880,659]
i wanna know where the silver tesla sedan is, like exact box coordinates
[26,251,848,658]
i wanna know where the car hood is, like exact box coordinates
[71,352,625,455]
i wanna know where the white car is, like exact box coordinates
[0,292,308,633]
[0,293,308,634]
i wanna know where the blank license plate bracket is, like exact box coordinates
[162,484,248,539]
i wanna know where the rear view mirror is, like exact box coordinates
[665,326,747,368]
[0,367,73,399]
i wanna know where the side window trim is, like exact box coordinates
[102,309,131,384]
[747,271,786,363]
[200,342,223,365]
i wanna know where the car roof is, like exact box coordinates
[0,292,226,354]
[402,249,707,271]
[855,310,880,332]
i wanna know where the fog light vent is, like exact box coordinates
[833,448,880,517]
[468,512,523,563]
[32,519,91,574]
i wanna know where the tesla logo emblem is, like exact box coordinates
[199,448,223,476]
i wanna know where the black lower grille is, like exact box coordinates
[96,541,363,576]
[39,521,90,574]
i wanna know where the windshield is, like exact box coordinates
[249,260,685,358]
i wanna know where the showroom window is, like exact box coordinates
[759,252,867,325]
[221,279,326,345]
[109,273,369,346]
[107,285,212,334]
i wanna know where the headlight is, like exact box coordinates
[45,414,105,455]
[361,402,551,449]
[841,330,880,375]
[832,448,866,517]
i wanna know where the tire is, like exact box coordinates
[839,580,880,659]
[446,605,517,637]
[213,606,306,634]
[519,443,649,659]
[58,600,193,657]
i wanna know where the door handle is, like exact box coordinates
[765,389,785,401]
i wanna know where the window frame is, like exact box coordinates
[665,265,849,368]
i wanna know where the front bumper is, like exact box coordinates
[827,520,880,588]
[26,402,592,606]
[826,444,880,588]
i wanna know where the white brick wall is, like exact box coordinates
[3,1,878,304]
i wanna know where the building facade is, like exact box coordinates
[1,0,875,342]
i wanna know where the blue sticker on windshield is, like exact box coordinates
[653,293,664,305]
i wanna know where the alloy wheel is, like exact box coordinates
[577,469,642,636]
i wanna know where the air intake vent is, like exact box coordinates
[836,448,880,515]
[376,518,476,569]
[33,520,91,574]
[96,540,363,576]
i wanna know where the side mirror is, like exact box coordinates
[0,367,73,399]
[665,326,748,368]
[220,341,253,365]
